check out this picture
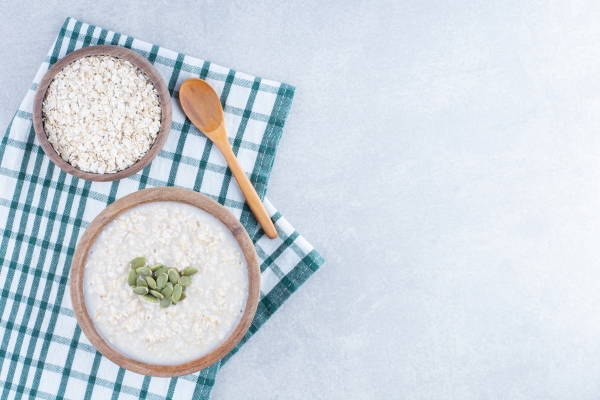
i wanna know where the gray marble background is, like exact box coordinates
[3,0,600,398]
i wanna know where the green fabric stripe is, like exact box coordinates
[137,164,151,190]
[161,52,187,189]
[48,18,70,66]
[88,183,119,398]
[166,121,190,186]
[44,26,293,94]
[167,53,185,97]
[254,242,283,276]
[0,149,47,296]
[0,116,14,166]
[250,83,295,201]
[55,326,82,397]
[139,375,151,399]
[107,181,120,205]
[110,368,126,400]
[191,364,220,400]
[29,177,91,398]
[169,95,276,123]
[4,121,269,153]
[0,353,147,398]
[14,110,32,121]
[165,378,178,400]
[147,44,160,64]
[65,20,83,55]
[8,164,68,395]
[0,380,56,400]
[136,44,160,191]
[3,152,57,398]
[97,28,108,45]
[82,24,95,47]
[0,225,81,253]
[43,26,290,92]
[0,323,90,352]
[85,352,104,399]
[26,175,76,398]
[155,149,228,173]
[171,120,269,149]
[14,20,82,394]
[3,137,256,174]
[191,61,213,192]
[0,101,58,312]
[5,168,243,209]
[206,68,236,209]
[0,166,117,207]
[260,231,300,274]
[0,128,42,400]
[227,77,262,237]
[218,70,236,111]
[0,298,76,324]
[110,32,121,46]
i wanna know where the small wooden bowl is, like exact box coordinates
[70,187,261,376]
[32,45,173,182]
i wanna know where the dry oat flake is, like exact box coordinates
[42,55,161,174]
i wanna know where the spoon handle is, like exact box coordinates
[214,136,278,239]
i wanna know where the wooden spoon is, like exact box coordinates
[179,78,278,239]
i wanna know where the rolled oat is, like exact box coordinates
[42,55,161,174]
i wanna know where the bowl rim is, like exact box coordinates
[70,187,261,377]
[32,45,173,182]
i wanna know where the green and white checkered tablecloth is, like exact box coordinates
[0,17,323,399]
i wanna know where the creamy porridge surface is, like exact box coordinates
[83,201,248,365]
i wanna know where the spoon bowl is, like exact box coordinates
[179,79,223,134]
[179,78,278,239]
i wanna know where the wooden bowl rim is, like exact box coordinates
[70,187,261,377]
[32,45,173,182]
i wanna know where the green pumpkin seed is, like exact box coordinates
[156,273,168,290]
[133,286,148,295]
[182,267,198,276]
[178,276,192,286]
[127,270,137,287]
[136,267,152,276]
[179,292,187,301]
[130,257,146,269]
[161,284,174,298]
[172,284,183,303]
[149,290,164,299]
[137,277,148,287]
[149,263,163,272]
[143,294,158,303]
[168,269,179,284]
[155,267,169,276]
[146,276,157,289]
[160,297,172,308]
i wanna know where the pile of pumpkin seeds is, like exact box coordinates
[126,257,198,308]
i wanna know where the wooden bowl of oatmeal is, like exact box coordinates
[70,187,261,376]
[32,45,172,182]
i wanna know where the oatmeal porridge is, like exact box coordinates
[83,201,248,365]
